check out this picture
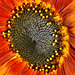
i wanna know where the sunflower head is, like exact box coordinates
[0,0,75,75]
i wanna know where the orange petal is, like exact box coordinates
[55,0,64,12]
[60,0,75,18]
[69,46,75,58]
[39,71,44,75]
[20,63,29,74]
[0,0,12,11]
[57,67,63,75]
[49,0,57,6]
[0,22,7,26]
[0,52,15,66]
[60,0,73,11]
[23,69,34,75]
[0,58,20,75]
[2,0,15,9]
[63,56,75,75]
[17,61,28,75]
[30,70,38,75]
[6,58,23,75]
[69,36,75,48]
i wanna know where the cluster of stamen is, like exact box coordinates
[2,2,69,74]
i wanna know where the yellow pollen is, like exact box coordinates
[16,7,19,10]
[50,57,52,60]
[8,39,11,42]
[46,23,49,26]
[11,44,14,47]
[53,70,56,72]
[52,34,55,37]
[49,13,52,16]
[39,10,41,13]
[35,67,38,69]
[56,53,58,55]
[8,24,11,28]
[59,47,62,50]
[30,67,32,69]
[40,13,43,16]
[17,15,20,18]
[55,39,57,42]
[48,22,51,25]
[35,5,37,8]
[4,35,6,38]
[46,22,51,26]
[42,68,44,71]
[12,10,15,13]
[16,13,19,16]
[2,32,5,34]
[27,8,30,11]
[8,21,11,23]
[55,34,58,37]
[52,43,55,46]
[31,64,33,66]
[39,69,42,71]
[45,9,48,12]
[47,59,49,62]
[8,30,10,33]
[52,65,55,68]
[55,50,57,53]
[45,69,48,71]
[32,8,35,10]
[52,55,54,58]
[45,65,47,67]
[35,10,37,13]
[13,16,16,19]
[16,50,19,53]
[20,5,23,8]
[42,16,45,18]
[54,30,57,32]
[30,4,33,7]
[22,8,24,11]
[48,66,50,69]
[7,33,10,36]
[46,15,48,18]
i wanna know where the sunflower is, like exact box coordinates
[0,0,75,75]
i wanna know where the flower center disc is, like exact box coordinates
[6,2,64,73]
